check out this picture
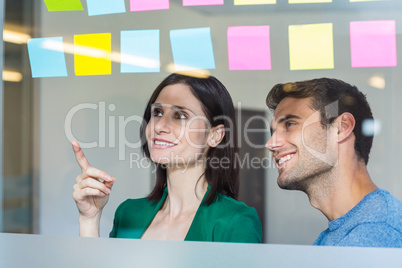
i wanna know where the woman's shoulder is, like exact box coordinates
[120,197,152,206]
[115,197,158,215]
[192,193,262,243]
[110,197,159,238]
[203,193,258,217]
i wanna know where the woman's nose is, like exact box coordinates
[153,115,171,134]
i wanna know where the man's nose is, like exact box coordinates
[265,131,284,152]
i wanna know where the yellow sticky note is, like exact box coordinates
[74,33,111,76]
[234,0,276,5]
[288,23,334,70]
[289,0,331,3]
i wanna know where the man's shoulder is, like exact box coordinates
[355,189,401,226]
[315,189,402,247]
[339,222,402,247]
[340,189,402,247]
[367,189,402,229]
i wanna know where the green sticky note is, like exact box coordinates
[288,23,334,70]
[44,0,84,11]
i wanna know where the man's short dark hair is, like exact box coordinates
[266,78,374,165]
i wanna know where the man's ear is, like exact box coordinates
[207,124,225,147]
[337,113,355,143]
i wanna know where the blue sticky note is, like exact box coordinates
[170,27,215,70]
[86,0,126,16]
[121,30,160,73]
[27,37,68,78]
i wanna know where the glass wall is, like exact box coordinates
[2,0,402,244]
[3,0,34,233]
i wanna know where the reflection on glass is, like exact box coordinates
[3,0,34,233]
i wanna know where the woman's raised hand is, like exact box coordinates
[72,141,115,236]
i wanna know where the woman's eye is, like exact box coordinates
[174,112,187,120]
[152,109,163,117]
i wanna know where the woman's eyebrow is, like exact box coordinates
[151,103,162,108]
[152,103,196,114]
[173,105,197,115]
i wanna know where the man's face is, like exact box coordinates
[265,97,338,191]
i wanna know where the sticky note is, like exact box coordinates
[74,33,111,76]
[130,0,169,11]
[288,23,334,70]
[289,0,331,3]
[227,26,271,70]
[350,0,383,2]
[27,37,68,78]
[170,28,215,71]
[350,20,396,68]
[120,30,160,73]
[86,0,126,16]
[235,0,276,4]
[183,0,224,6]
[43,0,84,11]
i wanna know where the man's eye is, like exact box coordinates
[285,121,295,128]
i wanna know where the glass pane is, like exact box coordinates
[2,0,402,245]
[3,0,33,233]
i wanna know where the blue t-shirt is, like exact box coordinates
[314,189,402,248]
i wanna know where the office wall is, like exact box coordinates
[37,1,402,243]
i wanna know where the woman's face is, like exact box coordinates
[146,83,210,167]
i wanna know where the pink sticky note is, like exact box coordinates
[130,0,169,11]
[227,26,271,70]
[183,0,224,6]
[350,20,397,67]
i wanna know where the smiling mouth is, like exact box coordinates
[277,153,295,167]
[155,140,175,146]
[153,139,177,148]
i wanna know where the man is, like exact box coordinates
[265,78,401,247]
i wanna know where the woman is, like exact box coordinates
[72,73,262,242]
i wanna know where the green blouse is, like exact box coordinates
[109,187,262,243]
